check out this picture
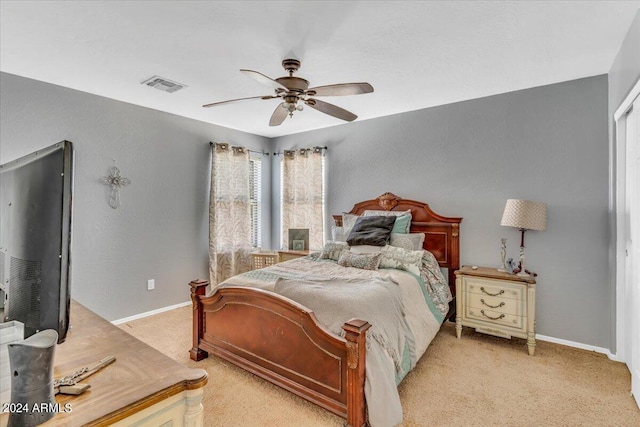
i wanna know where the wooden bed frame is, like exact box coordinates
[189,193,462,427]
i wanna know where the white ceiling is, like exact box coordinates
[1,1,638,138]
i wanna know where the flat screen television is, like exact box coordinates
[0,141,74,343]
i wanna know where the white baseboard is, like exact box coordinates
[111,304,621,361]
[111,301,191,325]
[536,334,618,361]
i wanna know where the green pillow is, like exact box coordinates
[392,214,411,234]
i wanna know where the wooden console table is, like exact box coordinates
[1,301,207,426]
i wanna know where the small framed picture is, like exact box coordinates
[288,228,309,251]
[292,240,305,251]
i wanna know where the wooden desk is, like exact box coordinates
[1,301,207,426]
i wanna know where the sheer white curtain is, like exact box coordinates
[281,147,324,250]
[209,143,252,285]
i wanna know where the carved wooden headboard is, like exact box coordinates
[333,192,462,298]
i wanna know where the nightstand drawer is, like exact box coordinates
[464,277,524,300]
[465,306,524,330]
[466,292,525,316]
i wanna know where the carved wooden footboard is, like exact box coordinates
[189,280,371,427]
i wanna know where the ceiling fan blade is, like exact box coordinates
[202,95,277,108]
[305,98,357,122]
[307,82,373,97]
[241,69,288,91]
[269,103,289,126]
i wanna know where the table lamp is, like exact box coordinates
[500,199,547,277]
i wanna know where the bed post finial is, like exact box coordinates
[189,279,209,361]
[343,319,371,427]
[377,192,400,211]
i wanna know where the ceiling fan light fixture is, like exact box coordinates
[282,101,302,114]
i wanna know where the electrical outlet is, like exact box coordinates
[147,279,155,291]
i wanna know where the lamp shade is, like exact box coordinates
[500,199,547,231]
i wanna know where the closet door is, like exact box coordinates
[627,100,639,407]
[616,80,640,409]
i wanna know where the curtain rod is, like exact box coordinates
[273,146,328,156]
[209,141,269,156]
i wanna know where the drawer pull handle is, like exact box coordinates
[481,299,505,309]
[480,287,504,297]
[480,310,505,320]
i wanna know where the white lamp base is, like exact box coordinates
[517,271,531,278]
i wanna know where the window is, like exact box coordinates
[249,156,262,248]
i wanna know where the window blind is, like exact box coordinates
[249,157,262,248]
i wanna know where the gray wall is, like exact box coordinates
[0,72,272,321]
[273,75,610,348]
[607,10,640,353]
[0,70,614,348]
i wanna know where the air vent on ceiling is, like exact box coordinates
[141,75,187,93]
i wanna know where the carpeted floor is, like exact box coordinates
[118,306,639,426]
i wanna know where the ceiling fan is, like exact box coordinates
[203,59,374,126]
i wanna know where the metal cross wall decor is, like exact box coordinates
[102,165,131,209]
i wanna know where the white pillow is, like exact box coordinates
[332,226,347,242]
[319,241,349,261]
[390,232,425,251]
[379,245,423,275]
[341,213,360,239]
[362,209,412,233]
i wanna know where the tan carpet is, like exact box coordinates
[119,306,639,426]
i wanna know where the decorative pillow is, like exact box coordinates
[319,241,349,261]
[331,226,347,242]
[390,232,425,251]
[391,214,411,234]
[349,245,383,254]
[337,250,382,270]
[363,209,412,233]
[346,216,396,247]
[379,245,423,275]
[341,213,360,240]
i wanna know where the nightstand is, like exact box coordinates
[278,250,309,263]
[250,251,278,270]
[454,266,537,355]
